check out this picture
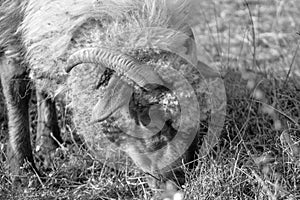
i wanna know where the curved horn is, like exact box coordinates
[66,48,163,87]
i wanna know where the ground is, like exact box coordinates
[0,0,300,199]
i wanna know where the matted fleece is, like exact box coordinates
[21,0,226,172]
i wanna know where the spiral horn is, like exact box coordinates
[65,48,163,87]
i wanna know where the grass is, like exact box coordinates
[1,0,300,199]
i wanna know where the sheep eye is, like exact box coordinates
[95,68,114,89]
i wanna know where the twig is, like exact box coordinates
[244,0,258,70]
[284,40,300,85]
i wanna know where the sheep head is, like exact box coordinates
[65,31,226,188]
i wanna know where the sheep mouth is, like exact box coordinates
[101,118,178,154]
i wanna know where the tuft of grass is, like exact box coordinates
[182,70,300,199]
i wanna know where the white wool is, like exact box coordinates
[20,0,201,90]
[21,0,95,82]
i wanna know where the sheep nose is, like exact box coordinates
[138,104,167,134]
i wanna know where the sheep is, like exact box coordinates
[0,0,226,190]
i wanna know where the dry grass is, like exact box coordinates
[1,0,300,199]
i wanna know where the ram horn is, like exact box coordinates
[65,48,163,87]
